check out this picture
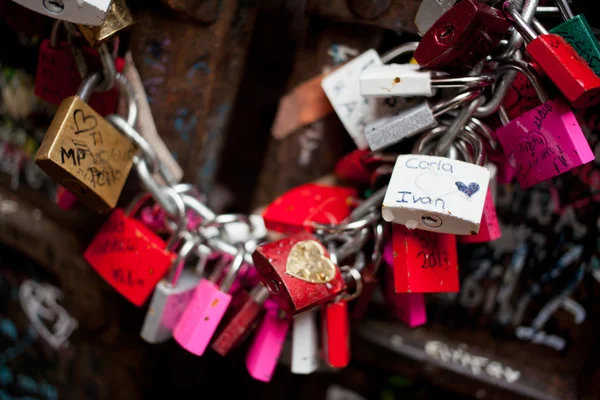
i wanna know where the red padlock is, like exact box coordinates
[414,0,511,71]
[503,1,600,108]
[35,22,124,116]
[262,184,357,234]
[460,188,501,243]
[211,285,270,356]
[392,224,459,293]
[35,34,81,105]
[252,231,346,316]
[503,70,543,120]
[84,194,177,306]
[335,149,372,184]
[322,300,350,368]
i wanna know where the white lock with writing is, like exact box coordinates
[382,155,490,235]
[11,0,111,26]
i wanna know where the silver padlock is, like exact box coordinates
[11,0,112,26]
[364,89,482,151]
[414,0,458,36]
[140,233,202,344]
[291,309,320,375]
[381,127,490,235]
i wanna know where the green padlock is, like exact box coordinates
[549,0,600,76]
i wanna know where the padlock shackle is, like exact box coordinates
[431,74,496,89]
[76,72,102,102]
[553,0,575,21]
[435,95,485,156]
[496,59,550,103]
[380,42,419,64]
[431,87,483,117]
[220,245,245,293]
[503,0,538,43]
[339,266,363,301]
[344,186,386,224]
[250,285,270,305]
[166,232,199,287]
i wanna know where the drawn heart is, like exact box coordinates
[285,240,336,284]
[455,181,480,197]
[414,171,457,200]
[516,131,547,172]
[73,109,98,135]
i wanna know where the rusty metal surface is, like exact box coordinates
[130,0,257,188]
[160,0,222,23]
[251,20,386,209]
[307,0,421,33]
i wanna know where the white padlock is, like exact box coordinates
[140,236,201,344]
[291,309,320,374]
[382,154,490,235]
[360,64,495,98]
[10,0,111,26]
[360,64,432,97]
[321,44,420,149]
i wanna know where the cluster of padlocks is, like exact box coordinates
[9,0,600,383]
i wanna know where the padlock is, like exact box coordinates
[503,1,600,108]
[321,265,362,369]
[321,46,414,149]
[364,88,482,151]
[391,223,459,293]
[246,301,290,382]
[34,21,82,105]
[212,285,270,356]
[77,0,135,47]
[322,300,350,368]
[334,149,372,184]
[459,188,501,243]
[261,184,357,235]
[55,185,78,210]
[414,0,458,37]
[351,224,384,320]
[35,24,125,116]
[253,231,347,316]
[495,60,594,188]
[140,233,201,344]
[414,0,511,71]
[382,243,427,327]
[381,154,490,235]
[549,0,600,76]
[10,0,112,26]
[84,192,182,306]
[173,246,245,356]
[291,309,320,374]
[35,72,136,212]
[503,69,543,120]
[360,64,494,97]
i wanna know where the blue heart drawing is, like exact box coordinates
[455,181,480,197]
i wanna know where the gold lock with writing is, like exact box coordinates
[77,0,135,47]
[35,72,136,213]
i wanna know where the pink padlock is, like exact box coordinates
[173,247,245,356]
[55,186,78,210]
[383,242,427,328]
[246,300,290,382]
[495,61,594,189]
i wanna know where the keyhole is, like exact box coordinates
[422,214,443,228]
[268,279,281,294]
[43,0,64,13]
[435,23,456,45]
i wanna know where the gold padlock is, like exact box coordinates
[77,0,135,47]
[35,72,137,213]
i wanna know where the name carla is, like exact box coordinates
[405,158,454,173]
